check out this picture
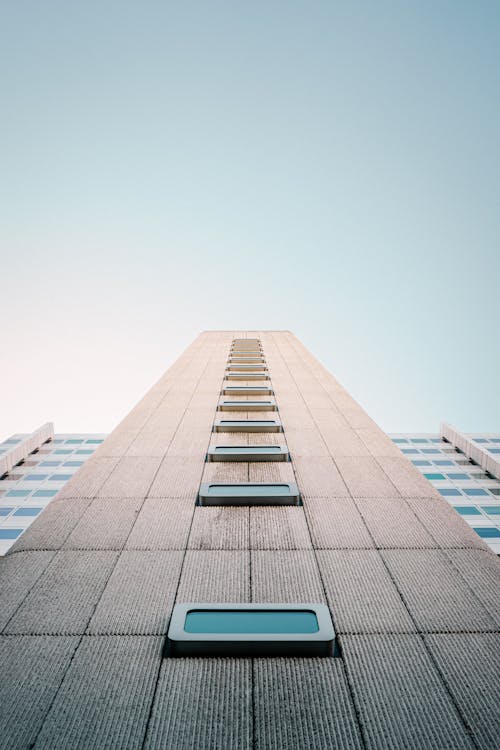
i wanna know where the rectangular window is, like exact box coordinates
[446,473,470,480]
[213,420,283,433]
[222,386,273,396]
[207,446,289,462]
[24,474,48,481]
[227,364,268,372]
[439,488,463,496]
[454,506,481,516]
[424,473,445,480]
[473,527,500,539]
[412,460,432,466]
[225,372,270,380]
[481,506,500,515]
[464,488,489,497]
[218,400,277,412]
[166,603,337,658]
[198,482,300,506]
[32,489,58,498]
[13,507,42,517]
[0,529,22,539]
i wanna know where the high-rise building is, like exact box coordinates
[390,427,500,554]
[0,331,498,749]
[0,426,106,555]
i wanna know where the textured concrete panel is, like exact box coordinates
[254,658,363,750]
[63,497,143,550]
[251,550,325,602]
[57,457,120,499]
[34,636,162,750]
[304,498,374,549]
[148,457,203,498]
[188,507,249,549]
[284,428,329,457]
[202,462,249,483]
[355,497,437,549]
[93,429,137,458]
[0,635,79,750]
[407,498,490,550]
[355,428,401,457]
[381,549,496,632]
[335,456,400,498]
[167,428,210,457]
[87,551,183,634]
[5,551,118,634]
[126,428,177,457]
[126,497,194,549]
[375,456,439,498]
[248,461,295,482]
[341,635,475,750]
[444,549,500,626]
[144,659,251,750]
[293,457,349,497]
[317,550,416,634]
[424,633,500,750]
[0,552,55,631]
[9,497,92,552]
[320,427,371,457]
[176,551,250,602]
[97,457,162,498]
[250,507,312,549]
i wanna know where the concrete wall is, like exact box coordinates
[0,332,498,750]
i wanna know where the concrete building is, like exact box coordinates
[0,427,106,555]
[390,427,500,554]
[0,331,498,749]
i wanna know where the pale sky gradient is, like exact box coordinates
[1,1,499,440]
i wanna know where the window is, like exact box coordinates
[464,488,489,497]
[402,449,420,455]
[219,400,277,412]
[446,473,470,480]
[481,506,500,515]
[75,450,94,455]
[0,508,14,516]
[412,461,431,466]
[63,461,84,467]
[392,439,408,444]
[213,419,283,433]
[86,439,104,444]
[65,439,83,444]
[207,446,289,462]
[454,506,481,516]
[0,529,22,539]
[474,438,489,443]
[225,372,270,380]
[424,473,445,480]
[434,461,454,466]
[166,603,336,658]
[6,489,31,498]
[473,527,500,539]
[24,474,48,481]
[439,488,462,496]
[39,461,62,467]
[54,450,72,455]
[222,386,273,396]
[488,448,500,454]
[411,439,428,444]
[32,489,58,498]
[198,482,300,506]
[13,507,42,517]
[421,449,440,454]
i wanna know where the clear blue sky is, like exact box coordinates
[1,1,499,438]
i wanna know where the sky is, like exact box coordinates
[1,1,499,440]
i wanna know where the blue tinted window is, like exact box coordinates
[430,438,442,443]
[491,438,500,443]
[24,474,48,481]
[439,488,462,496]
[402,449,419,455]
[6,489,30,498]
[434,461,454,466]
[464,488,489,497]
[54,450,72,455]
[66,439,83,444]
[392,439,408,444]
[75,450,93,455]
[446,473,470,480]
[488,448,500,454]
[0,529,22,539]
[473,527,500,539]
[86,439,103,444]
[481,506,500,515]
[412,461,431,466]
[474,439,489,443]
[454,506,481,516]
[411,439,428,444]
[49,474,72,481]
[63,461,83,467]
[13,507,42,517]
[32,489,58,498]
[424,473,445,480]
[421,449,440,454]
[0,508,14,516]
[184,609,319,634]
[39,461,61,467]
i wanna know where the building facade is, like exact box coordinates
[0,427,105,555]
[390,428,500,554]
[0,331,498,749]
